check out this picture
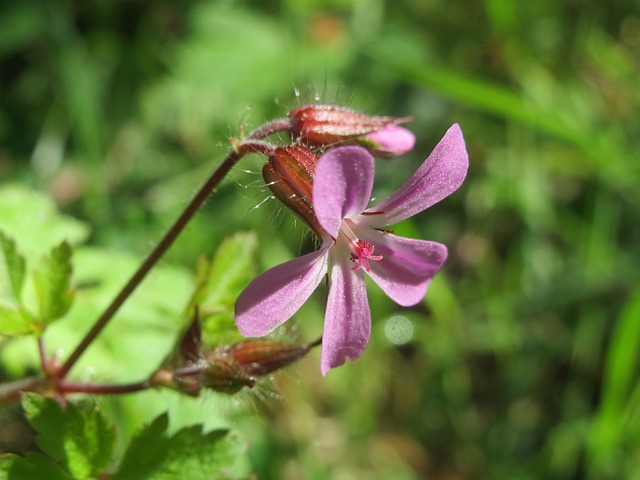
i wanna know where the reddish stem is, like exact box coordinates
[58,380,150,395]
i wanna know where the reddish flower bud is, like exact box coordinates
[289,105,412,151]
[262,146,324,236]
[199,350,256,395]
[167,337,321,396]
[229,338,321,376]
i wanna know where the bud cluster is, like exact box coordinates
[262,104,416,237]
[160,311,320,396]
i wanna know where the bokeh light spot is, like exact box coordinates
[384,315,414,345]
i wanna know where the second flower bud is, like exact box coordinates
[262,145,324,237]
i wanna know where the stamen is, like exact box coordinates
[350,239,383,272]
[338,220,383,272]
[361,210,386,216]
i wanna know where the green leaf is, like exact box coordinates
[191,232,258,345]
[0,245,192,378]
[0,231,26,302]
[114,413,170,478]
[0,304,36,336]
[0,452,72,480]
[22,393,116,479]
[32,241,74,327]
[114,413,247,480]
[0,231,35,336]
[159,426,242,480]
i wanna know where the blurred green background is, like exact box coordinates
[1,0,640,478]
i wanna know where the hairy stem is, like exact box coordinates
[57,380,151,395]
[54,122,290,380]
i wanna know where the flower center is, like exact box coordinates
[350,239,383,272]
[339,221,383,272]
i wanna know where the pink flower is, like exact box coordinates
[235,124,469,374]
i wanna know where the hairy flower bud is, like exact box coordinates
[289,105,413,152]
[262,146,324,236]
[195,338,320,394]
[229,338,321,376]
[199,350,256,395]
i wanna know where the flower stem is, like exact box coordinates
[38,337,48,373]
[57,380,151,395]
[55,122,290,380]
[0,376,45,409]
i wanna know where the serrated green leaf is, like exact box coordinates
[194,232,258,345]
[0,231,39,336]
[113,413,171,479]
[22,393,116,479]
[0,452,72,480]
[0,231,26,303]
[0,304,37,335]
[32,241,74,327]
[160,426,237,480]
[114,413,248,480]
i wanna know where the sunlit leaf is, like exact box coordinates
[114,412,248,479]
[192,231,258,345]
[22,393,116,479]
[0,304,36,336]
[32,241,74,328]
[0,230,26,302]
[0,231,36,336]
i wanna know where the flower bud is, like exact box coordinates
[289,105,412,151]
[229,338,321,376]
[262,146,324,236]
[197,337,320,394]
[199,350,256,395]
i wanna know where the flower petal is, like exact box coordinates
[235,244,330,337]
[357,227,448,306]
[364,125,416,156]
[365,124,468,228]
[321,250,371,375]
[313,146,375,238]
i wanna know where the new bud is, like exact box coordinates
[289,105,413,154]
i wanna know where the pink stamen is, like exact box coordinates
[350,240,383,272]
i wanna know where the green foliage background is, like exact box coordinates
[1,0,639,478]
